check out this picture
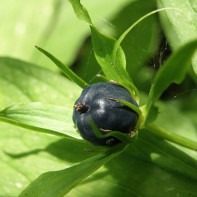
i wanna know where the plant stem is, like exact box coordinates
[146,124,197,151]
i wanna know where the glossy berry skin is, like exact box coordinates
[73,82,138,146]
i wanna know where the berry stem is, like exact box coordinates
[146,124,197,151]
[96,74,110,82]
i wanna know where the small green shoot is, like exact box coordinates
[35,46,88,89]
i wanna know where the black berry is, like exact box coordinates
[72,82,138,146]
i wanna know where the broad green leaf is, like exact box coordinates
[18,100,197,197]
[0,102,81,139]
[158,0,197,75]
[36,46,88,88]
[19,145,126,197]
[0,57,81,108]
[0,123,97,197]
[146,40,197,118]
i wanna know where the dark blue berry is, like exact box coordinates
[73,82,138,146]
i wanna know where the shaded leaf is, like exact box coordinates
[129,130,197,181]
[68,137,197,197]
[146,40,197,118]
[19,145,126,197]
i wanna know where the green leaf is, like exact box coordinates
[68,139,197,197]
[90,26,139,100]
[69,0,139,100]
[129,130,197,181]
[0,124,97,197]
[146,124,197,151]
[19,144,126,197]
[146,40,197,118]
[112,1,160,79]
[90,120,134,144]
[144,105,158,124]
[158,0,197,75]
[68,99,197,197]
[35,46,88,88]
[72,0,160,89]
[68,0,92,24]
[144,99,197,178]
[0,57,81,108]
[154,99,197,146]
[0,57,100,196]
[1,57,197,196]
[0,102,81,139]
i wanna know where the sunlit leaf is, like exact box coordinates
[0,102,81,139]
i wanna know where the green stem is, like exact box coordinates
[113,7,182,61]
[96,74,110,82]
[146,124,197,151]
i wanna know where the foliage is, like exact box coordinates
[0,0,197,197]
